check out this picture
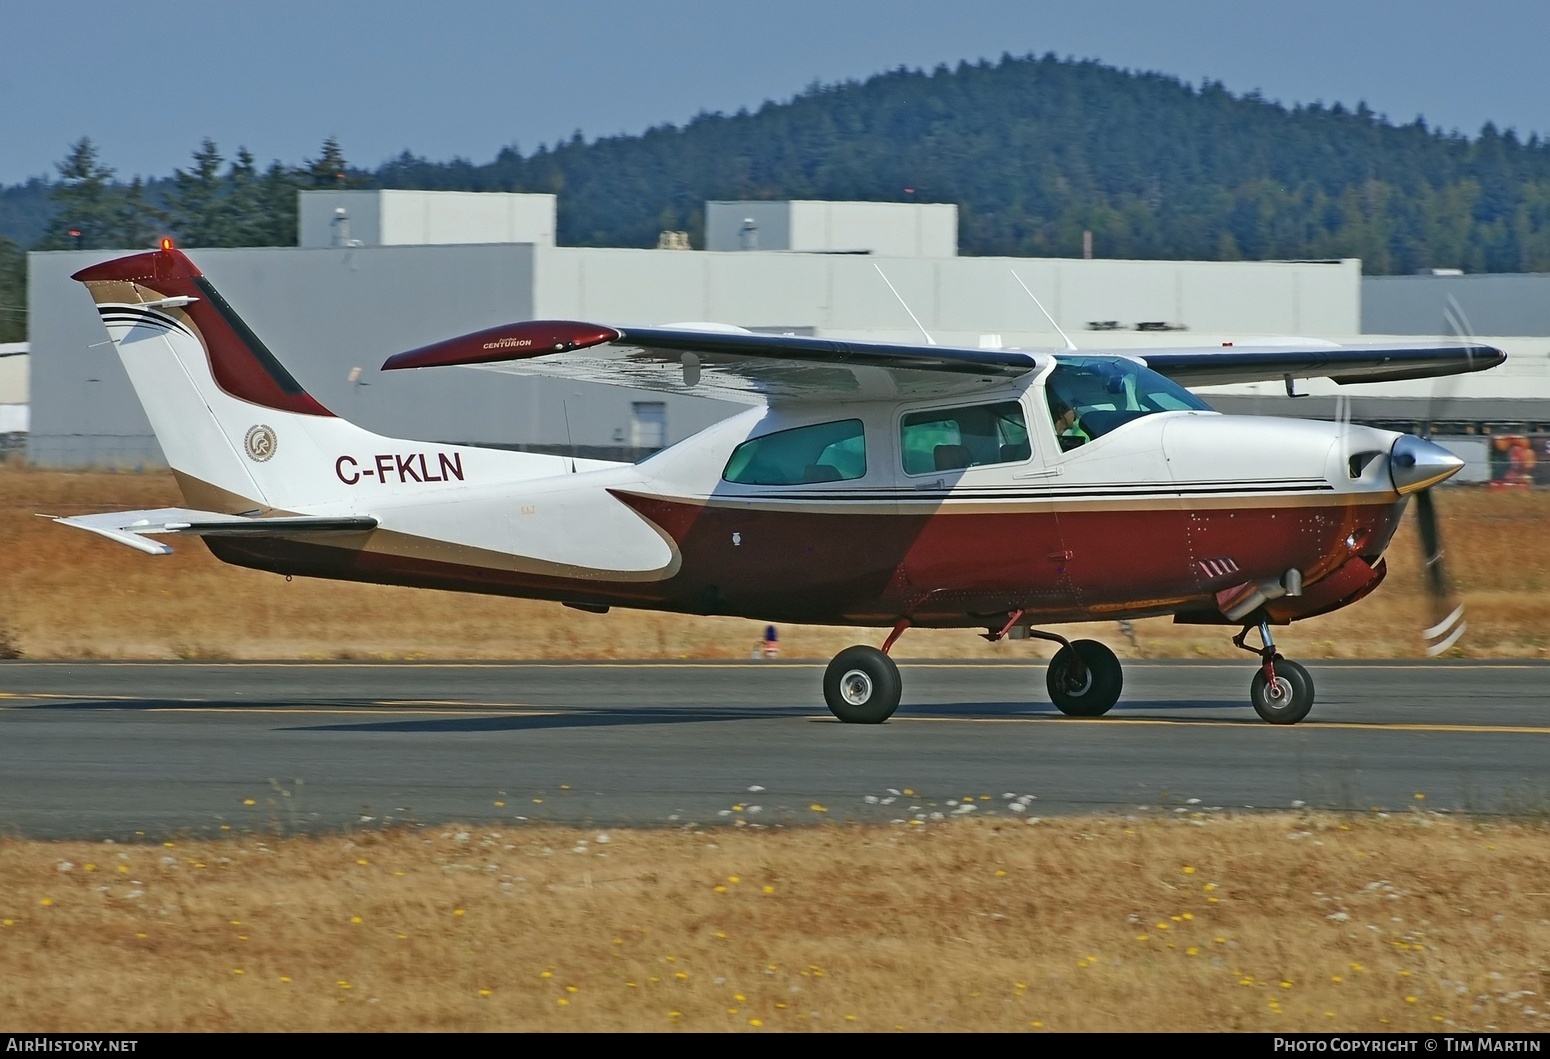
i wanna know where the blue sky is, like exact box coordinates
[3,0,1547,185]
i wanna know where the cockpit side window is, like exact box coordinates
[723,419,866,485]
[1044,357,1212,451]
[899,401,1029,475]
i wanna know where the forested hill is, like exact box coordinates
[7,53,1550,275]
[377,55,1550,273]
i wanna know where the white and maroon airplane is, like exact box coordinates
[59,242,1503,724]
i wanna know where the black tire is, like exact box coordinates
[1280,658,1314,704]
[823,646,902,724]
[1250,658,1314,725]
[1046,639,1123,717]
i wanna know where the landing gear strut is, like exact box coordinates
[1234,617,1315,724]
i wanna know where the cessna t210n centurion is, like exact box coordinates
[60,243,1504,724]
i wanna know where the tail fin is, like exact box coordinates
[74,245,575,513]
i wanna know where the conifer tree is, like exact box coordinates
[42,139,121,249]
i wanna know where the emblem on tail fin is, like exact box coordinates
[244,424,277,462]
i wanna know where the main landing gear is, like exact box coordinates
[822,644,903,724]
[820,613,1127,724]
[822,620,910,724]
[1045,638,1124,717]
[1234,617,1315,725]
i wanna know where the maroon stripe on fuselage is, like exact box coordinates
[202,494,1408,629]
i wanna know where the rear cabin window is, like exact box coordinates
[899,401,1030,475]
[722,419,867,485]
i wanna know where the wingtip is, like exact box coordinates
[383,321,621,371]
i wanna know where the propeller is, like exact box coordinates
[1412,485,1466,656]
[1408,294,1478,657]
[1331,353,1465,656]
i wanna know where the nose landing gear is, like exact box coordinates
[1234,617,1315,724]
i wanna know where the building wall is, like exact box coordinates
[29,243,737,468]
[1364,273,1550,337]
[533,248,1360,340]
[0,346,26,405]
[299,190,557,248]
[705,202,792,252]
[705,200,957,257]
[29,244,1366,469]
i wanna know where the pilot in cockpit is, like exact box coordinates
[1048,396,1089,451]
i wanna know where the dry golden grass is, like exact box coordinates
[1,815,1548,1032]
[3,465,1549,660]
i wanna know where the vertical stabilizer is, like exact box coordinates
[73,244,576,513]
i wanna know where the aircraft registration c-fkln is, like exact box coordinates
[57,243,1504,725]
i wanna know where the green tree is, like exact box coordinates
[223,148,266,246]
[253,160,302,246]
[0,237,25,343]
[112,178,162,249]
[165,138,228,246]
[42,138,120,249]
[303,137,359,188]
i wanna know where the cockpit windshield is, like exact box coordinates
[1044,356,1213,451]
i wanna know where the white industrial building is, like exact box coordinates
[298,190,556,249]
[0,342,27,453]
[705,199,958,257]
[21,191,1550,471]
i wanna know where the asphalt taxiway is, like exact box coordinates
[2,660,1548,838]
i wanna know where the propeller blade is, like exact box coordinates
[1414,487,1466,656]
[1410,292,1474,657]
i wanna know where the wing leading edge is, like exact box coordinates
[383,320,1506,402]
[383,321,1040,404]
[1138,342,1506,387]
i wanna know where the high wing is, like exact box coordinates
[51,508,377,556]
[383,321,1506,402]
[383,321,1041,404]
[1136,342,1505,387]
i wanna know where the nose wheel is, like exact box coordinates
[1250,658,1314,724]
[1235,618,1315,724]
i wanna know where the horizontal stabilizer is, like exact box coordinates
[49,508,378,555]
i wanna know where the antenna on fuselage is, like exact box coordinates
[562,397,577,473]
[873,264,936,346]
[1010,270,1078,352]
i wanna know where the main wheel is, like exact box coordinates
[1046,639,1123,717]
[823,646,902,724]
[1250,658,1314,725]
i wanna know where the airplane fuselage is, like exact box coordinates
[196,377,1409,631]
